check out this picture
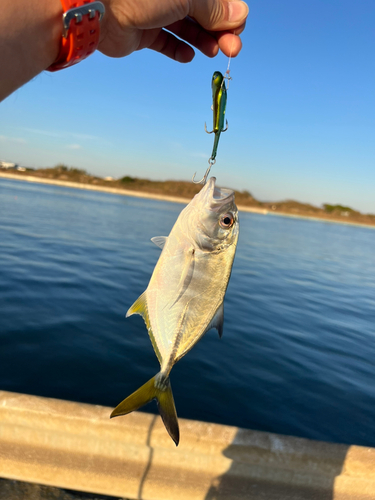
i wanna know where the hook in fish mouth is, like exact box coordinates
[192,157,215,185]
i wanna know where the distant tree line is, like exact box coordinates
[323,204,354,213]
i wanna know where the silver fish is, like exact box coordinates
[111,177,239,445]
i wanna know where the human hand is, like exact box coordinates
[99,0,248,62]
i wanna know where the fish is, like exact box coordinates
[110,177,239,445]
[205,71,228,162]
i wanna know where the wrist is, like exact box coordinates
[37,0,64,69]
[0,0,62,101]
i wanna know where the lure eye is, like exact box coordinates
[219,213,234,229]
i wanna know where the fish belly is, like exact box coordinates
[146,243,235,366]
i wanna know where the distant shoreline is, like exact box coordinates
[0,171,192,204]
[1,172,374,229]
[0,171,268,214]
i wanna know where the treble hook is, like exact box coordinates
[192,158,216,185]
[205,119,228,135]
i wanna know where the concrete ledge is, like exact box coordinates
[0,391,375,499]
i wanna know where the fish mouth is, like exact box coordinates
[204,177,235,211]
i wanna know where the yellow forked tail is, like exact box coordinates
[110,375,179,446]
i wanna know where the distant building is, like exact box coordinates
[0,160,18,170]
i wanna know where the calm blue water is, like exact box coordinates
[1,178,375,447]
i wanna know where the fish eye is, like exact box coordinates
[219,213,234,229]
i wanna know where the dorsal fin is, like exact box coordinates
[204,302,224,338]
[151,236,167,249]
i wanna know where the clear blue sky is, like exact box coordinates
[1,0,374,213]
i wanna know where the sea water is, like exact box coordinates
[1,177,374,447]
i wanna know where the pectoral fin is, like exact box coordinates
[168,248,195,309]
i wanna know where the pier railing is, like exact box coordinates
[0,390,374,499]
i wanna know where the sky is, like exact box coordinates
[1,0,374,213]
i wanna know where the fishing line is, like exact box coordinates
[223,29,235,89]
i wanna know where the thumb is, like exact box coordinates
[190,0,249,31]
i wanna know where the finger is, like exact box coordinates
[190,0,249,32]
[148,29,196,63]
[231,20,247,36]
[216,30,244,57]
[166,18,219,58]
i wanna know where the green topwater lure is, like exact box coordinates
[193,71,230,184]
[206,71,229,161]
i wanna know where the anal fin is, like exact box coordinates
[126,291,148,320]
[126,291,162,364]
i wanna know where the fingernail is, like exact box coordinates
[228,1,249,23]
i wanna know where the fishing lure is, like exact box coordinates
[193,71,230,184]
[206,71,229,162]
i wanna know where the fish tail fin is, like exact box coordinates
[110,374,179,446]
